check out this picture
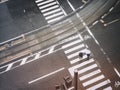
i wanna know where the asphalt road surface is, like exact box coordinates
[0,0,120,90]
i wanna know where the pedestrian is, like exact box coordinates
[79,52,84,58]
[85,49,91,60]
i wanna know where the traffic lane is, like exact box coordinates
[81,30,120,89]
[0,0,47,43]
[90,21,120,73]
[27,69,71,90]
[102,0,120,23]
[0,50,70,90]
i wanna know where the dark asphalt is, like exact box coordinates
[0,50,71,90]
[0,0,120,90]
[90,1,120,74]
[0,0,47,43]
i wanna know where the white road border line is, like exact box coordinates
[28,67,65,84]
[114,67,120,78]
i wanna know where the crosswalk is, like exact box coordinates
[35,0,66,23]
[62,34,112,90]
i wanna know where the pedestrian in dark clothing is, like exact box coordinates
[79,52,84,58]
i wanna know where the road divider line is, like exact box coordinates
[28,67,65,84]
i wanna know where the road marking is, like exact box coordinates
[62,39,82,49]
[6,63,13,71]
[41,5,59,13]
[37,0,54,6]
[38,2,56,9]
[47,16,64,23]
[79,69,101,81]
[64,44,85,54]
[20,57,27,65]
[67,48,87,59]
[48,45,55,54]
[86,79,111,90]
[44,8,61,16]
[103,86,112,90]
[35,0,43,3]
[28,67,65,84]
[104,18,120,26]
[68,59,94,77]
[114,67,120,78]
[46,12,64,20]
[78,64,97,74]
[83,75,105,87]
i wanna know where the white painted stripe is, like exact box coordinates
[35,0,44,3]
[60,35,79,44]
[64,44,85,54]
[48,45,55,53]
[6,63,13,71]
[34,53,41,59]
[20,57,27,65]
[62,39,82,49]
[41,5,59,13]
[68,59,94,77]
[78,64,98,74]
[70,56,87,64]
[86,80,111,90]
[103,86,112,90]
[83,75,105,87]
[68,86,74,90]
[47,15,64,23]
[38,2,57,9]
[46,12,64,20]
[37,0,54,6]
[114,67,120,77]
[28,67,65,84]
[79,69,101,81]
[44,8,61,16]
[67,49,87,59]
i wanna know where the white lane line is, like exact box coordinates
[37,0,54,6]
[78,64,98,74]
[46,12,64,20]
[20,57,27,65]
[83,75,105,87]
[68,59,94,77]
[79,69,101,81]
[64,44,85,54]
[39,2,57,9]
[86,79,111,90]
[67,49,87,59]
[41,5,59,13]
[28,67,65,84]
[47,16,64,23]
[44,8,61,16]
[114,67,120,78]
[62,39,82,49]
[5,63,13,71]
[103,86,112,90]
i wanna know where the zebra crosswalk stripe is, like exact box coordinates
[86,79,111,90]
[79,69,101,81]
